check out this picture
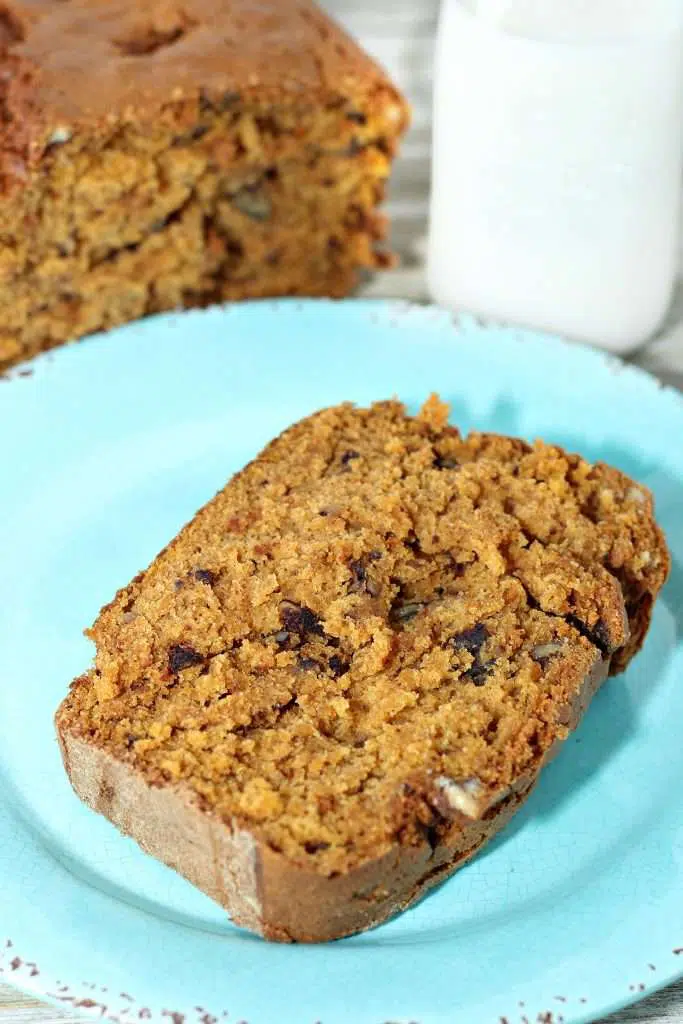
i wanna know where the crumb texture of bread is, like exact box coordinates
[55,397,670,941]
[0,0,409,368]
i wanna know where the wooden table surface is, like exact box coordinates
[2,2,682,1021]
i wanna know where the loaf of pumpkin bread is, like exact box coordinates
[0,0,408,369]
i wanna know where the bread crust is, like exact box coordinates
[56,652,608,943]
[0,0,405,172]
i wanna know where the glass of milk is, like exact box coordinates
[427,0,683,354]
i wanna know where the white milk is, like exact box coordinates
[427,0,683,353]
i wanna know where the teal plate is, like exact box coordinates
[0,300,682,1024]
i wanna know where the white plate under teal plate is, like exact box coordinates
[0,300,681,1024]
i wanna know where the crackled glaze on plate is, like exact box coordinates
[0,301,681,1024]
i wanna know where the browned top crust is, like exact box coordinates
[0,0,406,185]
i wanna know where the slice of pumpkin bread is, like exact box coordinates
[55,397,669,941]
